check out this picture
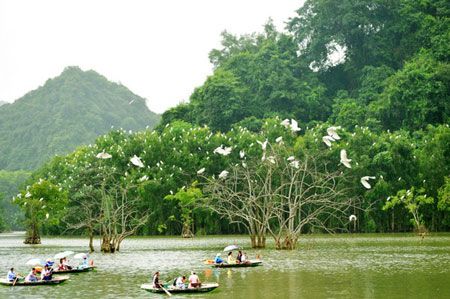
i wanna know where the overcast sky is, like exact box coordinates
[0,0,302,113]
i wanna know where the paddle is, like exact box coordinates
[161,285,172,297]
[12,277,18,286]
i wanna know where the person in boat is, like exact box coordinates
[78,256,89,269]
[214,253,223,264]
[6,268,21,282]
[188,271,201,288]
[58,258,65,270]
[241,251,249,264]
[25,268,39,282]
[227,252,236,264]
[45,258,54,269]
[236,250,243,264]
[152,271,163,289]
[175,275,186,289]
[40,265,53,281]
[62,257,72,270]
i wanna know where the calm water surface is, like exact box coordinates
[0,232,449,298]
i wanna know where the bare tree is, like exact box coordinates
[203,145,358,250]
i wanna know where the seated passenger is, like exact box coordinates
[78,256,89,269]
[236,250,243,264]
[214,253,223,264]
[58,258,65,270]
[188,271,201,288]
[40,265,52,281]
[175,276,186,289]
[25,268,39,282]
[227,252,235,264]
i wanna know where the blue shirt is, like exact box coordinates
[214,256,223,263]
[7,271,16,281]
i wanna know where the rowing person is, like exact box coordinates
[152,271,163,289]
[6,268,22,282]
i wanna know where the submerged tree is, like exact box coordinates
[383,187,434,233]
[165,183,203,238]
[15,180,66,244]
[204,142,357,250]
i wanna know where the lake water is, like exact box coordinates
[0,232,449,298]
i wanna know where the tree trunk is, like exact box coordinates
[24,222,41,244]
[88,228,94,253]
[101,236,115,253]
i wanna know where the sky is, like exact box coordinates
[0,0,302,114]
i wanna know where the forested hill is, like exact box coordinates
[0,66,160,170]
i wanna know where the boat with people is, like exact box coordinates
[53,266,95,274]
[0,275,69,286]
[141,283,219,294]
[210,260,263,268]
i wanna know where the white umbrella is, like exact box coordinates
[26,258,44,266]
[54,251,74,260]
[74,253,88,259]
[223,245,240,252]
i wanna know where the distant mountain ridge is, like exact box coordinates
[0,100,7,106]
[0,66,160,170]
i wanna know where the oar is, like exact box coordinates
[12,273,23,286]
[161,285,172,297]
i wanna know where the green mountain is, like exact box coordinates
[0,101,7,107]
[0,66,160,170]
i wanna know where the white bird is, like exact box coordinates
[45,213,49,219]
[130,155,144,168]
[213,145,232,156]
[96,152,112,159]
[287,156,295,161]
[257,140,268,151]
[349,215,357,222]
[327,126,341,140]
[290,119,301,132]
[138,175,149,182]
[290,160,300,169]
[267,156,276,164]
[322,135,335,147]
[25,192,31,198]
[360,176,376,189]
[219,170,229,179]
[280,119,290,128]
[129,99,135,104]
[197,168,205,175]
[340,149,352,168]
[275,136,283,143]
[239,150,245,159]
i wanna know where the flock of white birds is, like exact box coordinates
[15,118,376,224]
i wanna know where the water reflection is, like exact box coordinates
[0,233,449,298]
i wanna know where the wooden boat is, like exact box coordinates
[211,260,262,268]
[0,276,69,286]
[53,266,95,274]
[141,283,219,294]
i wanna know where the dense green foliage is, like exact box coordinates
[0,170,30,231]
[0,66,160,171]
[11,0,450,239]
